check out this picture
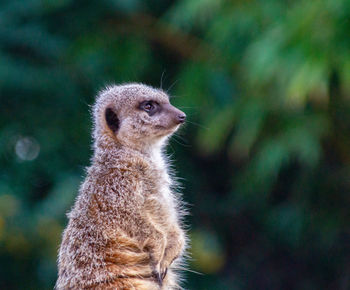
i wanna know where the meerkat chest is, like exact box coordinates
[150,150,178,223]
[158,173,177,223]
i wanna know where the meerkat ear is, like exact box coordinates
[105,108,119,133]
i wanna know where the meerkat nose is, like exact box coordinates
[177,113,186,123]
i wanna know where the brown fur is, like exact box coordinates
[56,84,188,289]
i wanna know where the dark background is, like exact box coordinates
[1,0,350,289]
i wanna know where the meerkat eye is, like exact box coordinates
[139,101,159,116]
[144,102,153,111]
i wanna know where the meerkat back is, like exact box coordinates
[56,83,188,290]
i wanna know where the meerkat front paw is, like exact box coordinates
[151,262,168,287]
[152,267,163,286]
[150,263,168,287]
[159,228,186,278]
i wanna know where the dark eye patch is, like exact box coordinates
[139,100,160,116]
[105,108,119,133]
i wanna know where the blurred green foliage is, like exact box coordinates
[1,0,350,289]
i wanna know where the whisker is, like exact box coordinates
[174,266,204,275]
[160,70,166,90]
[176,106,198,110]
[167,142,176,156]
[186,120,209,130]
[173,133,189,143]
[167,79,179,94]
[171,135,192,147]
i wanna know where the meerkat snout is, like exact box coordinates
[159,103,186,126]
[176,112,186,124]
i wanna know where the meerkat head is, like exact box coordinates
[92,83,186,151]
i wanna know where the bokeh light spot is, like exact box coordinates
[190,229,225,274]
[15,137,40,161]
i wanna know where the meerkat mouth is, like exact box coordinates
[154,125,167,130]
[155,124,181,132]
[160,126,181,137]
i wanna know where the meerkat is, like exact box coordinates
[55,83,188,290]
